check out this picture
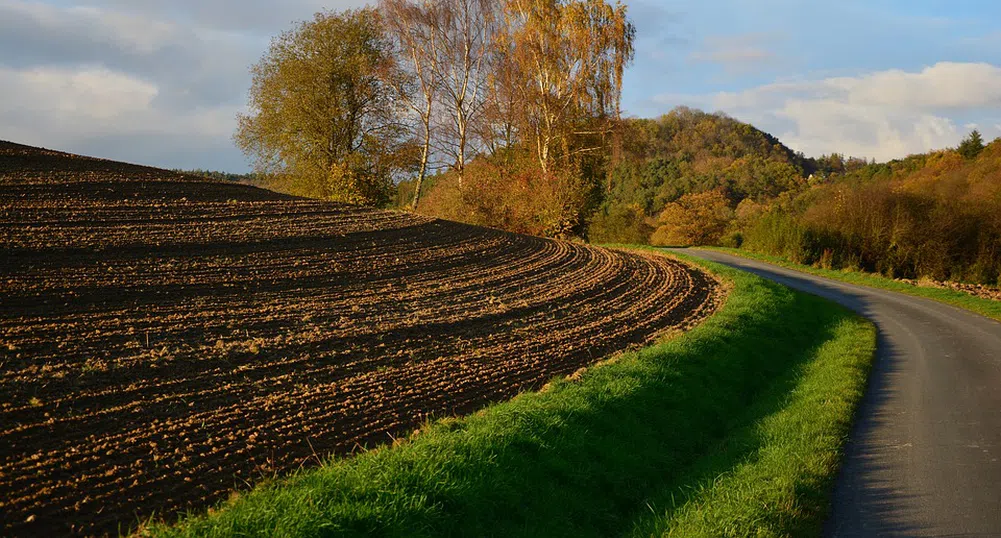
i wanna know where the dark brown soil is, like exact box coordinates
[0,141,722,536]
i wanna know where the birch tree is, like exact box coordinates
[380,0,441,210]
[500,0,635,173]
[430,0,500,185]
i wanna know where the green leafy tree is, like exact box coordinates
[235,9,416,206]
[590,108,810,243]
[958,129,985,160]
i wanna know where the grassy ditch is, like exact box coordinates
[709,247,1001,323]
[148,250,875,538]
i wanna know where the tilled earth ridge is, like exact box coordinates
[0,141,723,536]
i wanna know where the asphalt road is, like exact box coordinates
[678,248,1001,538]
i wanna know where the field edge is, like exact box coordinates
[145,249,875,538]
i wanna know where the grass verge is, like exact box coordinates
[147,249,874,538]
[708,247,1001,323]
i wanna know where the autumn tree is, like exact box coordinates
[380,0,441,209]
[650,189,734,246]
[235,9,415,205]
[431,0,500,185]
[479,40,521,155]
[376,0,636,238]
[498,0,635,173]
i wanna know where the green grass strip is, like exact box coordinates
[149,250,875,538]
[629,296,872,537]
[707,247,1001,323]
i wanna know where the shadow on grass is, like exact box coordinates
[433,292,850,538]
[820,330,927,538]
[157,261,868,538]
[683,248,936,537]
[622,332,835,537]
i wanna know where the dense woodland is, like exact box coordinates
[232,2,1000,287]
[413,108,1001,286]
[742,134,1001,285]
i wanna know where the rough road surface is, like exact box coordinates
[682,248,1001,538]
[0,141,721,537]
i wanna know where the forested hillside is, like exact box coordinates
[589,107,810,243]
[743,135,1001,285]
[411,107,811,242]
[577,108,1000,287]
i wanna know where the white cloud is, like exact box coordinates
[0,0,181,61]
[828,63,1001,109]
[692,62,1001,160]
[0,0,377,170]
[1,66,158,118]
[0,1,269,169]
[0,65,240,167]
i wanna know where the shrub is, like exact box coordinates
[418,149,598,239]
[588,203,654,244]
[650,189,734,246]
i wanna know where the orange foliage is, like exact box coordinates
[418,150,594,238]
[752,141,1001,284]
[650,189,733,246]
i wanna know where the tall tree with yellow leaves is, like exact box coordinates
[498,0,635,173]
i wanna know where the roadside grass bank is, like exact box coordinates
[148,250,874,538]
[707,247,1001,323]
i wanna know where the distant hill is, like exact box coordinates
[591,107,810,243]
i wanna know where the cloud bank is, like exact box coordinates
[0,0,362,170]
[2,0,1000,169]
[662,62,1001,161]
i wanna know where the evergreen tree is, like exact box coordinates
[958,129,985,160]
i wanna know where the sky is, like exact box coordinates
[1,0,1000,171]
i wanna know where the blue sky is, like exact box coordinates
[628,0,999,101]
[1,0,999,170]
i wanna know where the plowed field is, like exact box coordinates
[0,141,722,536]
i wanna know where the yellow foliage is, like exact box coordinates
[651,189,734,247]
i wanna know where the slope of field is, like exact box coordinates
[0,141,721,537]
[152,250,876,538]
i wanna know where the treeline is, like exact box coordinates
[174,169,261,184]
[741,134,1001,285]
[237,0,634,238]
[616,123,1001,286]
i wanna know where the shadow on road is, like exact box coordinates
[677,250,933,537]
[824,330,927,537]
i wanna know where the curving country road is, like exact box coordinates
[678,248,1001,538]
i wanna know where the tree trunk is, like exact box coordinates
[411,116,433,211]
